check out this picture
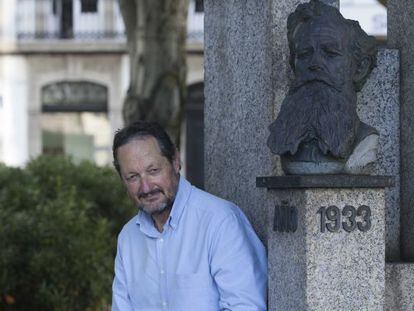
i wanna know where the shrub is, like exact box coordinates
[0,156,136,310]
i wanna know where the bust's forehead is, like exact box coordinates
[293,19,349,44]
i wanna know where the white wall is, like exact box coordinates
[0,0,17,42]
[0,56,29,166]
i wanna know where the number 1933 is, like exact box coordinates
[317,205,371,233]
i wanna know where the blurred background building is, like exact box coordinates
[0,0,385,188]
[0,0,204,173]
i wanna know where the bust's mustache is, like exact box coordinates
[290,71,343,93]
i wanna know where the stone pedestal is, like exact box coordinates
[257,175,393,311]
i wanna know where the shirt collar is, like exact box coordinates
[136,210,159,238]
[168,176,191,230]
[135,176,192,236]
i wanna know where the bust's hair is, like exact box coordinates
[287,0,377,91]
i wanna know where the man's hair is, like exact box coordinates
[112,121,176,175]
[287,0,377,91]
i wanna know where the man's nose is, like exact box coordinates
[139,177,152,193]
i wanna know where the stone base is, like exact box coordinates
[385,262,414,310]
[259,177,389,311]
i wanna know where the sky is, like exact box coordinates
[340,0,387,36]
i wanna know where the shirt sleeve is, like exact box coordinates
[112,240,134,311]
[209,208,268,311]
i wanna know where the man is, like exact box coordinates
[111,121,267,310]
[267,0,378,174]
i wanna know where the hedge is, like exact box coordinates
[0,156,136,310]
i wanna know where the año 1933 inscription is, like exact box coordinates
[317,205,372,233]
[273,203,372,233]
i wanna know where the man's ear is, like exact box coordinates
[353,57,372,90]
[173,149,181,173]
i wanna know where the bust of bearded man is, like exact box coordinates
[267,0,379,175]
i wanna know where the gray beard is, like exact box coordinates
[139,196,174,216]
[141,201,167,215]
[267,81,359,159]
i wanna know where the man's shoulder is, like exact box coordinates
[117,214,140,241]
[187,186,243,222]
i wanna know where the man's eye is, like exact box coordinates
[149,168,160,174]
[126,175,138,182]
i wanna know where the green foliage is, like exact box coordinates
[0,156,136,310]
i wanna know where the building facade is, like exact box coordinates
[0,0,204,170]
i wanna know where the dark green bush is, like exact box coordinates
[0,156,136,310]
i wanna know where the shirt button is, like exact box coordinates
[162,301,167,308]
[159,238,164,243]
[160,270,165,274]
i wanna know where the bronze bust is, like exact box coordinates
[267,0,378,174]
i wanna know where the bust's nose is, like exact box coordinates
[308,51,323,71]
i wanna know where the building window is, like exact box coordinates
[41,81,111,166]
[195,0,204,12]
[81,0,98,13]
[42,81,108,112]
[51,0,74,38]
[61,0,74,38]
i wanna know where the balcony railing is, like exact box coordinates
[16,0,204,44]
[16,0,126,40]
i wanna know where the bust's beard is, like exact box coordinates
[268,81,359,159]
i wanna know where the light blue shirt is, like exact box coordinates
[112,177,267,311]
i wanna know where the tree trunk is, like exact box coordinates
[119,0,189,145]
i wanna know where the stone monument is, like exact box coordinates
[258,1,394,310]
[204,0,411,309]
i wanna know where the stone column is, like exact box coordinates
[388,0,414,261]
[358,50,400,261]
[204,0,274,242]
